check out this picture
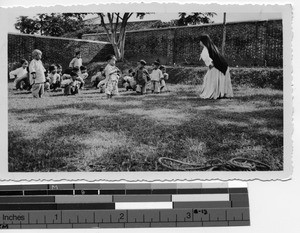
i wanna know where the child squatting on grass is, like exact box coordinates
[78,65,89,89]
[56,64,63,77]
[150,60,163,94]
[64,71,80,95]
[48,64,61,92]
[91,67,105,89]
[29,49,46,98]
[123,69,136,91]
[60,67,84,88]
[104,55,120,99]
[134,60,150,95]
[9,59,29,90]
[159,65,169,92]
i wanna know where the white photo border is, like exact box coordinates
[0,3,293,181]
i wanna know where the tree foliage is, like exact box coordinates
[15,13,86,37]
[178,12,216,26]
[15,16,40,34]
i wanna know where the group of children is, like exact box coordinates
[9,49,170,99]
[9,50,89,98]
[129,59,169,95]
[92,56,169,99]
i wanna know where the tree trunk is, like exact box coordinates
[112,44,122,60]
[98,13,133,61]
[118,14,129,61]
[119,32,126,61]
[221,12,227,55]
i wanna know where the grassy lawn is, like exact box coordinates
[8,83,283,172]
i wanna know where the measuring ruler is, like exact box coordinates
[0,182,250,229]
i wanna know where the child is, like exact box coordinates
[60,67,80,87]
[123,69,136,91]
[97,79,106,93]
[29,49,46,98]
[9,59,29,90]
[69,51,82,69]
[159,65,169,92]
[78,65,88,89]
[64,71,80,95]
[44,69,51,91]
[150,60,163,94]
[134,60,149,95]
[48,64,61,92]
[104,55,120,98]
[56,64,63,88]
[56,64,63,76]
[91,67,105,88]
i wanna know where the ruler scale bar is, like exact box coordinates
[0,208,250,223]
[0,182,250,228]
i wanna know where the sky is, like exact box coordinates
[7,12,281,33]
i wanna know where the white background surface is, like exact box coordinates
[0,0,299,232]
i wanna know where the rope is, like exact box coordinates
[158,156,271,171]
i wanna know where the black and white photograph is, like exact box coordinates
[0,1,298,233]
[1,4,292,180]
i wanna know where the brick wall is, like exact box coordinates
[83,20,282,67]
[8,33,114,72]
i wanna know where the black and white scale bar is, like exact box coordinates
[0,182,249,228]
[0,183,248,195]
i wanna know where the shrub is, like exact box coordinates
[230,68,283,89]
[85,62,283,90]
[166,66,283,90]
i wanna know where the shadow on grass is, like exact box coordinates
[8,86,284,172]
[8,130,89,172]
[178,108,283,169]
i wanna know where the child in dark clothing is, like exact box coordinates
[134,60,150,95]
[91,67,105,88]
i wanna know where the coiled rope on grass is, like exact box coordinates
[157,157,271,171]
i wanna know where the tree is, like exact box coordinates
[178,12,216,26]
[15,16,40,34]
[97,13,148,61]
[15,13,86,37]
